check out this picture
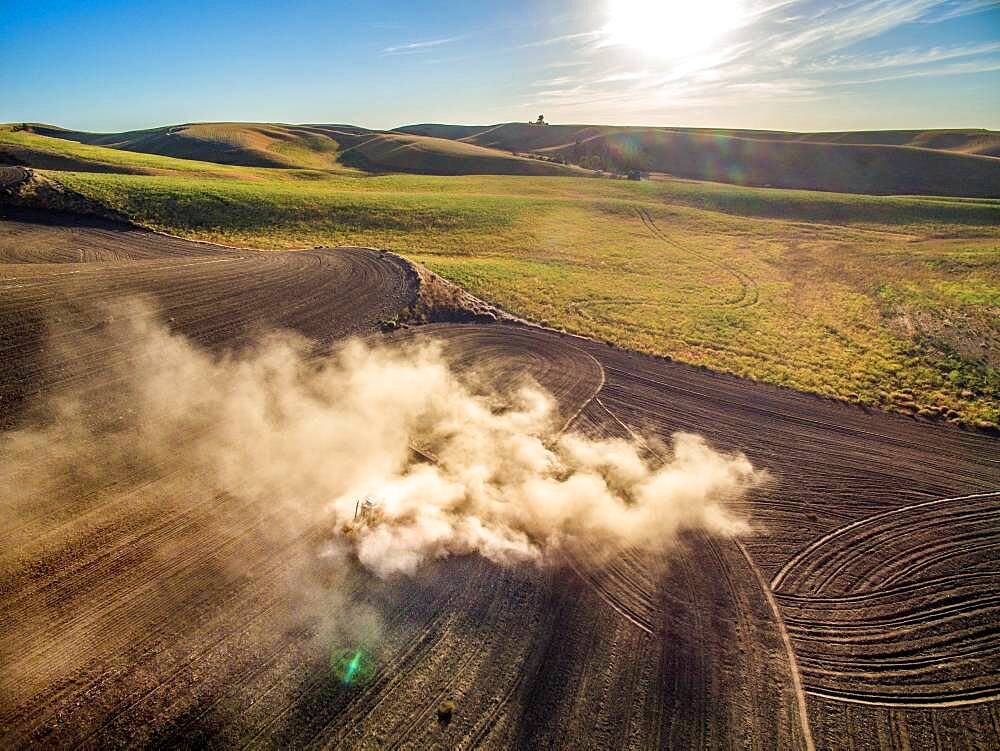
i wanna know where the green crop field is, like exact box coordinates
[5,127,999,427]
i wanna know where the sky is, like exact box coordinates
[2,0,999,132]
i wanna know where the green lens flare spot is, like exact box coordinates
[331,648,375,687]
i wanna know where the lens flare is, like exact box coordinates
[331,648,375,686]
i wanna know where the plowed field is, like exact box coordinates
[1,208,997,749]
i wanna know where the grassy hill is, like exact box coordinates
[9,121,995,193]
[398,123,1000,196]
[12,122,344,169]
[1,123,582,177]
[2,120,997,428]
[548,130,1000,196]
[328,127,582,176]
[400,122,1000,156]
[792,129,1000,156]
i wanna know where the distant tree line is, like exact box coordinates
[570,140,644,175]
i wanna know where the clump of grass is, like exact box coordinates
[436,700,455,726]
[28,146,1000,429]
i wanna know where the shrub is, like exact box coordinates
[437,699,455,726]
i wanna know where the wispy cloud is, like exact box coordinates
[767,0,944,55]
[831,56,1000,85]
[545,59,590,69]
[919,0,999,22]
[520,31,603,49]
[531,76,577,88]
[807,41,1000,73]
[383,36,466,56]
[518,0,1000,123]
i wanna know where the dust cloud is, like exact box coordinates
[1,299,763,578]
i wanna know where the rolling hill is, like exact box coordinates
[0,123,582,178]
[11,123,344,169]
[7,121,997,194]
[398,122,1000,157]
[326,127,582,176]
[398,123,1000,197]
[791,128,1000,155]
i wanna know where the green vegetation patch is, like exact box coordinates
[55,173,525,245]
[31,147,1000,429]
[0,128,244,177]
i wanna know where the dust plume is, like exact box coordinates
[1,299,763,578]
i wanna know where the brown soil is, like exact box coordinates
[0,209,997,749]
[0,170,127,223]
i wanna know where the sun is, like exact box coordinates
[605,0,746,58]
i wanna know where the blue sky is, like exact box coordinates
[2,0,998,131]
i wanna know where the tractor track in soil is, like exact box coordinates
[1,207,998,748]
[635,206,759,308]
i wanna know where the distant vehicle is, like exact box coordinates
[627,169,642,181]
[354,494,381,524]
[342,494,383,537]
[531,114,548,126]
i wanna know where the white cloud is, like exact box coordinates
[383,36,466,55]
[831,56,1000,85]
[520,30,603,49]
[519,0,1000,124]
[808,41,1000,72]
[919,0,999,22]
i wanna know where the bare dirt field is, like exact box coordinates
[1,208,997,749]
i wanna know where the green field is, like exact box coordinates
[0,123,578,177]
[5,127,999,428]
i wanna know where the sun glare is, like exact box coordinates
[605,0,745,58]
